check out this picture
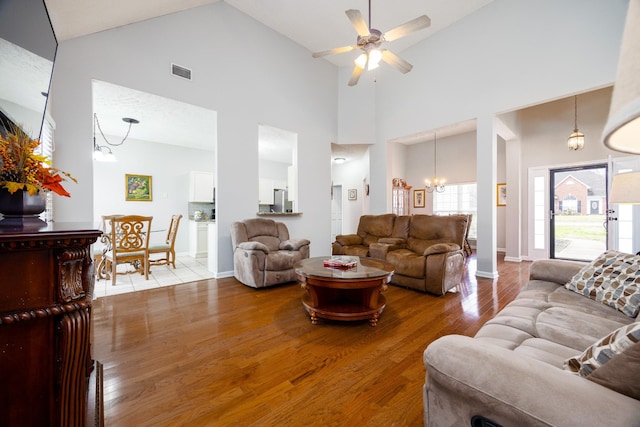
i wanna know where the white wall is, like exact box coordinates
[50,2,337,276]
[92,136,214,254]
[346,0,629,274]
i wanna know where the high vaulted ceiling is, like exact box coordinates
[45,0,494,68]
[43,0,494,161]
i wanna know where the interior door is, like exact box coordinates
[331,185,343,243]
[549,164,607,261]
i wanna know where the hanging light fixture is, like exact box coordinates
[92,113,139,162]
[425,132,445,193]
[567,95,585,151]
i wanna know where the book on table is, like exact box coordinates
[323,256,357,269]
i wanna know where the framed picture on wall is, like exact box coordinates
[125,174,153,201]
[348,188,357,201]
[413,189,425,208]
[497,183,506,206]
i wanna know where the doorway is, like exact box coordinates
[331,185,343,242]
[550,164,607,261]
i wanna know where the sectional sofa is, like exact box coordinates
[423,254,640,426]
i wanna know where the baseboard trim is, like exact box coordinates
[476,270,499,279]
[503,256,523,263]
[215,270,234,279]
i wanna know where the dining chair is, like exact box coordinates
[148,214,183,269]
[103,215,153,286]
[93,214,124,280]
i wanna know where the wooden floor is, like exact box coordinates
[92,254,532,426]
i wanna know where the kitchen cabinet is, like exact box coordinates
[259,178,274,205]
[189,171,214,203]
[189,221,208,258]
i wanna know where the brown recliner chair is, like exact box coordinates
[372,214,468,295]
[332,213,398,257]
[231,218,310,288]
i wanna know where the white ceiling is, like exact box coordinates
[45,0,494,160]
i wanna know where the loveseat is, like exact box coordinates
[423,254,640,426]
[332,214,468,295]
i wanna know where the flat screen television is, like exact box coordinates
[0,0,57,140]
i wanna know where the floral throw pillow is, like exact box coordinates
[564,322,640,376]
[565,250,640,317]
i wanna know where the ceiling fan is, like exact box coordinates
[312,0,431,86]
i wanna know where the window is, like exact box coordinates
[433,183,477,239]
[39,116,54,222]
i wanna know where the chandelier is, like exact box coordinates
[425,132,445,193]
[567,95,585,151]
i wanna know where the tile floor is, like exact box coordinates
[93,255,215,299]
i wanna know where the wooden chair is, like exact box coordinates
[93,214,123,280]
[148,214,182,269]
[103,215,153,286]
[463,213,473,257]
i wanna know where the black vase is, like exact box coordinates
[0,188,47,227]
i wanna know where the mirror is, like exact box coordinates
[258,124,298,213]
[0,0,57,139]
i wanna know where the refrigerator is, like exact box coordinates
[273,189,293,213]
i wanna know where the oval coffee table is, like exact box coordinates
[295,256,394,326]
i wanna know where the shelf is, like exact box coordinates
[256,212,303,217]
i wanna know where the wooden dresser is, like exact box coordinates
[0,221,103,426]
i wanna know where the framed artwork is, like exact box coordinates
[497,183,507,206]
[348,188,357,201]
[413,189,425,208]
[125,174,153,201]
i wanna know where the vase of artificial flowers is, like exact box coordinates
[0,124,75,220]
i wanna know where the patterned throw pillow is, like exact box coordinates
[564,322,640,376]
[565,250,640,317]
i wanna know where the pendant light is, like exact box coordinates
[567,95,585,151]
[425,132,445,193]
[92,113,140,162]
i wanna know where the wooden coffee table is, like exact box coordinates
[295,256,394,326]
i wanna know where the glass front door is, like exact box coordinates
[550,164,608,261]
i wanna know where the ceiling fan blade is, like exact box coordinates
[312,45,358,58]
[345,9,370,37]
[381,49,413,74]
[383,15,431,42]
[348,65,364,87]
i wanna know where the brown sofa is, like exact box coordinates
[331,213,399,257]
[332,214,468,295]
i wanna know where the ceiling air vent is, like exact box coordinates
[171,63,192,80]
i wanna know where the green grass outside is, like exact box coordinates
[554,214,606,240]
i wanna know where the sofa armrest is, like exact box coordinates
[280,238,310,251]
[529,259,586,284]
[424,335,640,427]
[423,243,460,256]
[237,241,270,253]
[335,234,362,246]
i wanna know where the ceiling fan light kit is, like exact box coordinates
[313,1,431,86]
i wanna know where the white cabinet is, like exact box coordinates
[259,178,274,205]
[189,221,208,258]
[189,171,214,202]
